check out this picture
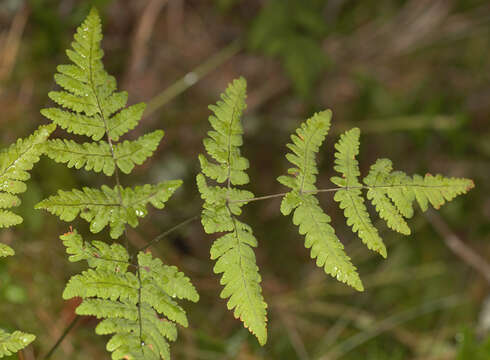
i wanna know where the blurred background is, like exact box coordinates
[0,0,489,359]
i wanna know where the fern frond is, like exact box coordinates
[197,78,268,345]
[330,128,387,258]
[0,124,54,252]
[0,243,14,258]
[363,159,411,235]
[61,230,198,360]
[0,330,35,358]
[277,110,331,193]
[0,124,55,195]
[44,130,163,176]
[41,8,143,141]
[278,112,363,291]
[39,8,174,242]
[0,126,52,356]
[37,181,182,238]
[36,180,182,239]
[363,158,474,216]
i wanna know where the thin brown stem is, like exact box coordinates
[137,215,200,253]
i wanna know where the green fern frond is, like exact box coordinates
[0,124,55,195]
[39,8,173,239]
[0,124,54,237]
[363,159,411,235]
[278,112,363,291]
[197,78,268,345]
[363,158,474,219]
[330,128,387,258]
[0,330,36,358]
[37,180,181,239]
[41,8,143,140]
[44,130,164,176]
[0,243,15,258]
[61,229,198,360]
[0,126,52,356]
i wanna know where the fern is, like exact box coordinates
[0,330,36,358]
[279,115,474,291]
[37,8,194,359]
[61,229,198,360]
[0,124,54,357]
[277,111,363,291]
[197,77,268,345]
[35,8,178,239]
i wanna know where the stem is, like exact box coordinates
[137,215,200,253]
[43,316,80,359]
[228,182,468,204]
[144,40,242,117]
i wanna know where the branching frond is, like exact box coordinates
[279,112,474,290]
[37,181,181,239]
[278,112,363,291]
[197,78,268,345]
[38,8,174,239]
[61,230,198,360]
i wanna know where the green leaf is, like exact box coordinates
[277,110,331,193]
[197,77,268,345]
[0,124,55,195]
[363,159,411,235]
[62,228,197,360]
[0,243,15,258]
[0,329,35,358]
[331,128,387,258]
[36,180,182,239]
[278,113,363,291]
[44,130,163,176]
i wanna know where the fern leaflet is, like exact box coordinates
[330,128,387,257]
[197,77,268,345]
[0,125,53,357]
[277,111,363,291]
[61,229,198,360]
[0,330,36,358]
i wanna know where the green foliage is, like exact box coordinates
[37,8,192,359]
[37,181,181,239]
[279,115,473,291]
[197,78,268,345]
[37,8,180,240]
[249,0,327,97]
[0,330,36,358]
[61,230,198,360]
[331,128,387,257]
[0,124,55,230]
[0,125,53,357]
[278,112,363,291]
